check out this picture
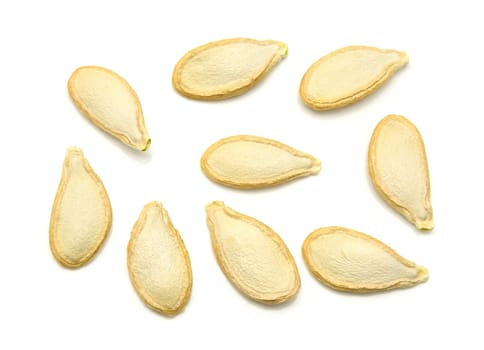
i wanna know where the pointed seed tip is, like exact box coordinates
[416,218,434,231]
[67,146,83,153]
[279,42,288,56]
[311,159,322,174]
[146,201,163,209]
[205,201,224,212]
[399,51,409,64]
[417,266,429,281]
[141,138,151,151]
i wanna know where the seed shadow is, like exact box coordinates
[201,174,321,198]
[221,277,300,311]
[116,139,153,164]
[305,273,428,298]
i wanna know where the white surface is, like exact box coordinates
[0,1,482,349]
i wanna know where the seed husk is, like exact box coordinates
[127,202,192,316]
[206,201,300,304]
[49,147,112,268]
[302,226,428,293]
[172,38,287,100]
[300,46,408,110]
[68,66,151,151]
[369,115,433,230]
[201,135,321,189]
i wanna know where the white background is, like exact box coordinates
[1,1,482,349]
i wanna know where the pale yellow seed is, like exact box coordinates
[49,147,112,268]
[201,135,321,189]
[127,202,192,316]
[302,226,428,293]
[369,115,433,230]
[205,201,300,304]
[300,46,408,110]
[172,38,287,100]
[68,66,151,151]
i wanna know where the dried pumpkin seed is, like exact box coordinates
[369,115,433,230]
[302,226,428,292]
[172,38,287,100]
[49,147,112,268]
[300,46,408,110]
[206,201,300,304]
[201,135,321,189]
[127,202,192,316]
[68,66,151,151]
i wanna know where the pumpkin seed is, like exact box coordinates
[127,202,192,316]
[369,115,433,230]
[300,46,408,110]
[49,147,112,268]
[68,66,151,151]
[302,226,428,292]
[201,135,320,189]
[172,38,287,100]
[206,201,300,304]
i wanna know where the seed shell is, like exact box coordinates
[127,202,192,316]
[68,66,151,151]
[49,147,112,268]
[206,201,300,304]
[302,226,428,292]
[201,135,321,189]
[173,38,287,100]
[300,46,408,110]
[369,115,433,230]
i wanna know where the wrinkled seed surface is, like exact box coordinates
[369,115,433,230]
[127,202,192,316]
[49,147,112,268]
[206,201,300,304]
[201,135,321,189]
[173,38,287,100]
[302,226,428,292]
[300,46,408,110]
[68,66,151,151]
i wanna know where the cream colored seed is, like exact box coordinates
[201,135,321,189]
[300,46,408,110]
[49,147,112,268]
[302,226,428,293]
[127,202,192,316]
[68,66,151,151]
[172,38,287,100]
[206,201,300,304]
[369,115,433,230]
